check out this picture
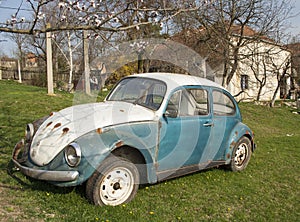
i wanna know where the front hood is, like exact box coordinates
[30,101,155,166]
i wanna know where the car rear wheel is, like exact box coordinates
[86,156,140,206]
[229,137,252,172]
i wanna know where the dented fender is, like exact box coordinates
[71,121,159,185]
[224,122,255,164]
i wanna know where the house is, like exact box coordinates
[166,25,292,102]
[24,53,39,68]
[228,34,292,102]
[0,56,17,80]
[0,56,17,68]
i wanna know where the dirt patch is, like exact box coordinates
[0,183,41,222]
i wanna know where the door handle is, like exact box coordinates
[203,122,214,127]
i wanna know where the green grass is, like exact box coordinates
[0,80,299,221]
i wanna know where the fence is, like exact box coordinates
[0,66,83,88]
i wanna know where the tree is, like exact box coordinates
[249,53,268,102]
[0,0,201,35]
[7,23,31,70]
[270,58,291,107]
[0,0,203,93]
[1,0,295,101]
[170,0,294,87]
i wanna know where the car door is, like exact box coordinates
[209,89,240,160]
[157,87,213,173]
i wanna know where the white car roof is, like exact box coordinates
[131,73,227,92]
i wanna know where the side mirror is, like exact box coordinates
[164,109,178,118]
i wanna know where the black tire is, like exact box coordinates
[228,136,252,172]
[86,156,140,206]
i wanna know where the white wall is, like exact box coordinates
[227,40,291,102]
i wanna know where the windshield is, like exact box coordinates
[107,77,167,110]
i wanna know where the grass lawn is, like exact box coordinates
[0,80,299,221]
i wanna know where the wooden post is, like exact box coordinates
[46,23,54,95]
[17,60,22,83]
[67,31,73,91]
[83,30,91,94]
[0,58,2,80]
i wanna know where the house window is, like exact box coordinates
[241,75,249,90]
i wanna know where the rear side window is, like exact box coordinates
[212,90,235,116]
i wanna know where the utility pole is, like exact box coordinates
[83,30,91,95]
[46,23,54,95]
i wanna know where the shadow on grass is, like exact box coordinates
[139,165,228,191]
[5,159,79,195]
[4,159,94,205]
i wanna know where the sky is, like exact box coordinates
[0,0,300,57]
[0,0,32,56]
[287,0,300,36]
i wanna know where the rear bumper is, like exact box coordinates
[253,143,257,152]
[12,140,79,182]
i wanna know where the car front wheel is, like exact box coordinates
[86,156,140,206]
[229,136,252,172]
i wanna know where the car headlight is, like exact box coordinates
[64,143,81,167]
[25,123,34,142]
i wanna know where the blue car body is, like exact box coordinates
[12,73,255,189]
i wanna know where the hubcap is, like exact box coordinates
[99,167,135,206]
[234,143,247,167]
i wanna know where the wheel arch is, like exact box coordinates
[243,133,255,152]
[111,145,157,185]
[224,123,254,164]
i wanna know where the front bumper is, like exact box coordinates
[12,140,79,182]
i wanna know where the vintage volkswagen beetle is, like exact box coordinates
[12,73,255,206]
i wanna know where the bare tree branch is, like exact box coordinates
[0,0,202,35]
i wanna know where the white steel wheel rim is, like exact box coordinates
[99,166,135,206]
[234,143,248,167]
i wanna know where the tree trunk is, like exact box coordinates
[144,59,150,73]
[137,52,144,73]
[256,85,263,102]
[270,60,291,107]
[270,83,280,107]
[226,48,239,86]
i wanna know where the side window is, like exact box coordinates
[166,90,181,117]
[189,89,209,115]
[212,90,236,116]
[166,88,209,117]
